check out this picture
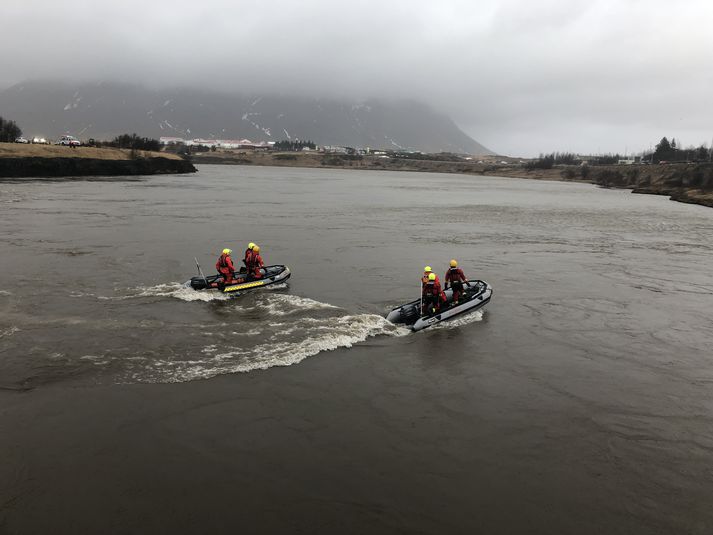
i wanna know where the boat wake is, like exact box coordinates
[261,293,338,316]
[106,281,293,303]
[0,326,20,339]
[100,288,409,384]
[146,313,407,383]
[430,309,485,330]
[101,282,234,302]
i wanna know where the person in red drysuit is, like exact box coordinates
[422,272,446,314]
[421,266,440,290]
[247,244,264,279]
[444,259,468,304]
[216,248,236,283]
[243,242,256,273]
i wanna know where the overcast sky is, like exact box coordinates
[3,0,712,156]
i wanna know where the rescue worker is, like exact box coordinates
[243,242,256,272]
[247,244,265,279]
[216,248,236,283]
[444,259,468,304]
[421,266,441,289]
[422,273,446,314]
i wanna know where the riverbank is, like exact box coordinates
[0,143,196,177]
[496,162,713,208]
[192,150,713,208]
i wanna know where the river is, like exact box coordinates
[1,165,712,533]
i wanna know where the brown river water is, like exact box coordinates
[1,165,712,534]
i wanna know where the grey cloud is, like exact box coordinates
[3,0,712,155]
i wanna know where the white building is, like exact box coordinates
[159,136,185,145]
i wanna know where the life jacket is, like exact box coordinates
[243,249,253,267]
[216,253,233,274]
[446,267,465,284]
[251,253,264,270]
[245,250,262,270]
[422,273,440,285]
[423,280,441,296]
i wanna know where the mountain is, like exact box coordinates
[0,81,491,155]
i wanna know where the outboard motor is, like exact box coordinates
[400,303,421,323]
[190,277,210,290]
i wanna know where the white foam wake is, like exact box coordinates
[138,312,409,383]
[0,326,19,339]
[107,281,293,302]
[102,282,232,302]
[262,283,289,291]
[259,293,338,316]
[243,314,410,370]
[97,286,410,383]
[429,308,485,330]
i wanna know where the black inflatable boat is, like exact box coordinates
[386,280,492,331]
[184,265,291,295]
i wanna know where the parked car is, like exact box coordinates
[14,137,29,144]
[55,135,81,147]
[32,137,49,144]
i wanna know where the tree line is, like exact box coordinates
[97,133,161,152]
[524,152,581,170]
[530,137,713,168]
[273,140,316,151]
[643,137,712,163]
[0,116,23,142]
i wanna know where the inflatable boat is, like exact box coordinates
[185,264,291,294]
[386,280,492,331]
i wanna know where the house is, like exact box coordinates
[323,145,349,154]
[191,139,218,148]
[159,136,185,145]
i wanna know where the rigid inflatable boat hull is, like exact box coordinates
[387,280,492,331]
[184,265,291,294]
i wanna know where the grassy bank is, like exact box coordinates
[192,150,510,175]
[0,143,195,177]
[0,142,184,160]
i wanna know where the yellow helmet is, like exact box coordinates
[222,248,231,255]
[424,266,432,273]
[428,273,436,281]
[450,259,458,267]
[253,245,260,253]
[248,242,256,250]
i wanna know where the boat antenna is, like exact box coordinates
[195,257,209,288]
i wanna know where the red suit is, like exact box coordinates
[422,279,446,314]
[247,252,264,279]
[445,267,467,303]
[216,253,235,283]
[243,249,253,271]
[421,273,440,288]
